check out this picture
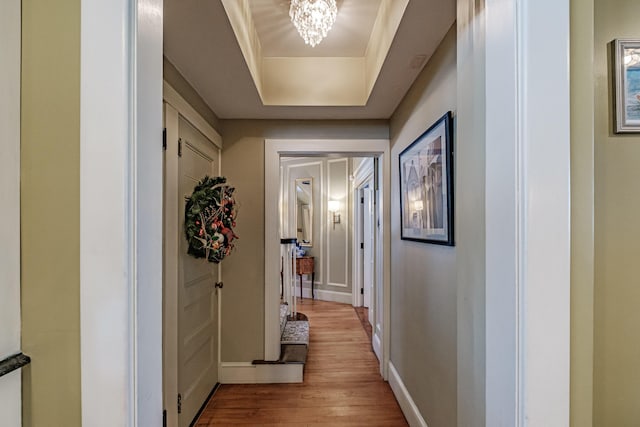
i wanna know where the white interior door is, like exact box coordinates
[177,117,219,427]
[0,0,22,424]
[363,186,374,325]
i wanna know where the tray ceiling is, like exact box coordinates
[163,0,455,119]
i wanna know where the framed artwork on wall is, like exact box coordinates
[613,39,640,133]
[399,111,454,245]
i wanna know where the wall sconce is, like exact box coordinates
[328,200,340,229]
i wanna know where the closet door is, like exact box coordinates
[177,117,220,427]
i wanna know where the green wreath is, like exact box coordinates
[184,176,238,263]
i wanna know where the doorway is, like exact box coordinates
[265,139,391,378]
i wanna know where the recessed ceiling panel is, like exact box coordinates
[250,0,383,57]
[223,0,409,106]
[163,0,456,119]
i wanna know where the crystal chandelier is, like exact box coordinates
[289,0,337,47]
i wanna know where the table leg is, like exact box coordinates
[299,274,303,301]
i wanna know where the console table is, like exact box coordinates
[296,256,315,299]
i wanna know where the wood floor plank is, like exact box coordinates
[195,299,407,426]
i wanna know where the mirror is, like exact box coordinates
[295,178,313,247]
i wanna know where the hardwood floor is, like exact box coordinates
[195,299,408,426]
[353,306,372,342]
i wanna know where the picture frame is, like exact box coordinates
[613,39,640,133]
[399,111,454,245]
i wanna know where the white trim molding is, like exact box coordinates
[80,0,163,425]
[351,159,374,308]
[388,362,429,427]
[372,330,382,362]
[162,102,180,427]
[484,0,571,425]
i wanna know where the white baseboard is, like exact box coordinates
[218,362,303,384]
[372,332,382,361]
[295,287,352,304]
[388,362,429,427]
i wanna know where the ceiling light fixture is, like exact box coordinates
[289,0,337,47]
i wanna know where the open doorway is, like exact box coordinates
[265,139,391,379]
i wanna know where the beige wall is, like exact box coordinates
[570,0,595,425]
[21,0,81,425]
[220,120,386,361]
[164,57,222,132]
[389,25,457,426]
[454,3,486,424]
[593,0,640,424]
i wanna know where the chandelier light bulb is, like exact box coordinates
[289,0,338,47]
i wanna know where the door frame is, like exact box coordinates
[163,81,223,427]
[265,140,391,379]
[480,0,571,424]
[79,0,163,425]
[78,0,571,423]
[351,158,374,308]
[0,0,22,423]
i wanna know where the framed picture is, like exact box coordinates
[614,39,640,133]
[399,111,454,245]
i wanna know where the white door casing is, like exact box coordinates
[80,0,163,425]
[0,0,22,424]
[357,189,364,306]
[163,83,223,427]
[351,158,374,309]
[76,0,571,423]
[177,117,220,427]
[373,161,385,366]
[484,0,571,425]
[363,186,374,320]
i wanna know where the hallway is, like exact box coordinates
[195,299,407,426]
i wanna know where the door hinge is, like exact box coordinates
[360,197,364,204]
[177,393,182,414]
[178,138,183,157]
[360,242,364,249]
[361,288,364,295]
[162,128,167,151]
